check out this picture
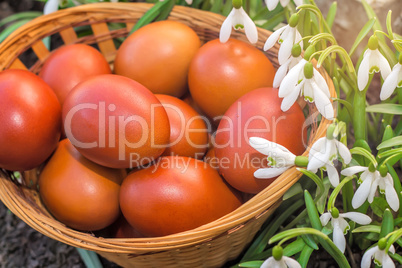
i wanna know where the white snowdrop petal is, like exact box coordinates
[382,255,396,268]
[375,50,392,79]
[266,0,279,11]
[309,137,326,157]
[278,59,306,97]
[249,137,293,156]
[389,245,395,254]
[294,0,303,6]
[44,0,60,15]
[279,0,291,7]
[341,166,368,176]
[261,257,275,268]
[385,181,399,211]
[320,212,332,226]
[283,256,302,268]
[313,68,331,98]
[341,212,372,225]
[254,167,290,179]
[273,60,291,88]
[357,50,371,91]
[332,220,346,253]
[312,81,334,119]
[219,11,234,43]
[380,63,401,100]
[335,140,352,164]
[326,164,340,187]
[351,173,373,209]
[185,0,192,4]
[241,8,259,44]
[368,178,379,203]
[303,80,314,101]
[264,25,286,51]
[361,246,378,268]
[278,29,294,64]
[281,81,303,111]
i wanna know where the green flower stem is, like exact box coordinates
[295,156,309,167]
[327,176,354,211]
[353,89,368,141]
[269,227,351,268]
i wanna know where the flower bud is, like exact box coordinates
[331,207,340,218]
[272,245,283,261]
[291,44,302,57]
[378,238,387,250]
[304,62,314,79]
[232,0,242,9]
[289,14,300,28]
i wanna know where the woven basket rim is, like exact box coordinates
[0,2,335,254]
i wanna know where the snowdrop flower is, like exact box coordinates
[357,35,391,91]
[279,60,334,120]
[264,14,302,64]
[261,245,301,268]
[380,55,402,100]
[219,4,258,44]
[320,208,371,253]
[307,127,351,187]
[43,0,60,14]
[361,239,395,268]
[341,164,399,211]
[265,0,303,11]
[44,0,83,14]
[273,44,303,88]
[249,137,305,178]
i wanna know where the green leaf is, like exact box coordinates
[352,225,381,234]
[386,10,394,40]
[283,182,303,200]
[377,136,402,150]
[297,169,325,199]
[283,238,306,256]
[350,147,377,165]
[370,197,389,218]
[210,0,223,13]
[241,199,304,261]
[325,2,337,30]
[327,176,354,211]
[389,253,402,265]
[298,244,314,268]
[380,209,394,239]
[238,261,264,267]
[129,0,173,34]
[0,11,41,28]
[304,190,322,231]
[366,104,402,115]
[316,178,331,214]
[348,18,376,57]
[76,248,103,268]
[0,19,32,43]
[301,234,319,250]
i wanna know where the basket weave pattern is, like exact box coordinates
[0,3,335,267]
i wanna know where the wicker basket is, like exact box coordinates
[0,3,335,267]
